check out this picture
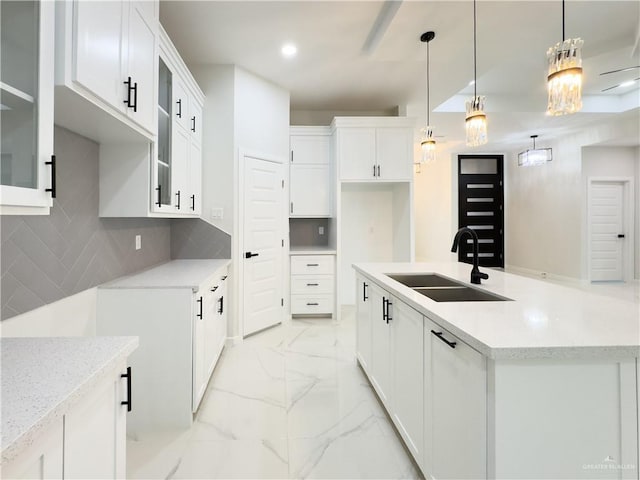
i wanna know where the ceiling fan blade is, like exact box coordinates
[600,66,640,76]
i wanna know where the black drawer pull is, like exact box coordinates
[431,330,457,349]
[121,367,132,412]
[307,302,319,306]
[306,283,319,286]
[306,263,319,267]
[45,155,56,198]
[197,296,203,319]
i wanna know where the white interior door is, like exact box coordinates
[243,156,284,336]
[589,181,625,281]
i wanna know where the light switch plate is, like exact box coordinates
[211,207,223,219]
[135,235,141,250]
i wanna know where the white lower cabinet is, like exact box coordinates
[2,362,129,480]
[290,254,335,316]
[97,264,229,433]
[63,361,129,479]
[355,273,639,480]
[424,318,486,479]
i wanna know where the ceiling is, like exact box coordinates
[160,1,640,149]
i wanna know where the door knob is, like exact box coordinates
[245,251,259,258]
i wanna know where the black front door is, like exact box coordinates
[457,154,504,268]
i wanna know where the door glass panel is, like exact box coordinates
[1,1,38,189]
[157,58,171,205]
[460,157,497,175]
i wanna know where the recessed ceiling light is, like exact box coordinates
[281,44,297,58]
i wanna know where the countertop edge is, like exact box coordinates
[1,337,139,465]
[354,264,640,361]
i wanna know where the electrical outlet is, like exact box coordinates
[318,226,324,235]
[135,235,141,250]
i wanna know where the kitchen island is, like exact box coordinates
[354,262,639,480]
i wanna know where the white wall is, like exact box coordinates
[191,65,236,235]
[582,145,640,279]
[290,109,395,126]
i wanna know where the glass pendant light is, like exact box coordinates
[465,0,487,147]
[546,0,583,115]
[420,31,436,164]
[518,135,553,166]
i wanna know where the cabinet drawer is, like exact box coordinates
[291,295,334,315]
[291,275,334,295]
[291,255,334,275]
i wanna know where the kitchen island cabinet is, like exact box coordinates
[355,263,639,479]
[1,337,137,479]
[97,259,230,433]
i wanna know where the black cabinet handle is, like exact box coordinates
[363,282,368,301]
[197,296,203,319]
[155,185,162,207]
[121,367,132,412]
[618,234,625,238]
[176,98,182,118]
[382,297,387,322]
[123,76,132,108]
[218,296,224,314]
[45,155,56,198]
[191,194,195,211]
[290,150,294,163]
[307,302,319,306]
[191,116,196,132]
[377,165,381,177]
[176,190,181,210]
[431,330,457,349]
[306,283,319,286]
[245,251,259,258]
[132,81,138,112]
[373,165,376,177]
[386,299,392,323]
[211,285,219,292]
[221,276,227,281]
[290,202,293,214]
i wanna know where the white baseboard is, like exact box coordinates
[1,288,97,337]
[504,265,584,286]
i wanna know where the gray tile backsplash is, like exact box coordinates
[1,127,231,321]
[171,219,231,260]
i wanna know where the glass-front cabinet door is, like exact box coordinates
[0,0,54,214]
[153,57,172,211]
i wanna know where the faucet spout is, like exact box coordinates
[451,227,489,285]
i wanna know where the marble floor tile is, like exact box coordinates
[127,309,420,479]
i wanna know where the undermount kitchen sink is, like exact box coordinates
[385,273,512,302]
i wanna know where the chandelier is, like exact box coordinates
[546,0,583,115]
[465,0,487,147]
[420,31,436,164]
[518,135,553,166]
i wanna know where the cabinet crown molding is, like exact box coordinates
[331,116,416,130]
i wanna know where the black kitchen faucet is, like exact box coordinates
[451,227,489,285]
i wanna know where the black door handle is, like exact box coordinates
[431,330,457,349]
[121,367,132,412]
[618,234,625,238]
[45,155,56,198]
[245,251,259,258]
[197,296,203,319]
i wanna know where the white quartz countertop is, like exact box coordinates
[100,259,231,291]
[354,262,640,360]
[1,336,138,464]
[290,247,336,255]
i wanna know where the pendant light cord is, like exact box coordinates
[426,40,430,125]
[473,0,477,99]
[562,0,565,41]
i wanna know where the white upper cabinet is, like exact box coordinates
[289,127,332,217]
[0,0,55,215]
[55,0,158,141]
[333,117,415,182]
